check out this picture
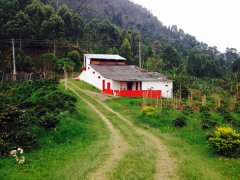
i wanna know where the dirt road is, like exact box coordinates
[68,81,178,179]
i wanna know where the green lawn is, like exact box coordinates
[106,97,240,180]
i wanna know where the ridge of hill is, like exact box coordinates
[56,0,205,50]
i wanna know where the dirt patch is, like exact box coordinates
[86,90,118,102]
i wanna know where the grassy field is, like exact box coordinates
[0,84,110,179]
[1,79,239,179]
[68,80,158,179]
[106,97,240,179]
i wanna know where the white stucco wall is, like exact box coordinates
[142,81,173,98]
[79,66,112,90]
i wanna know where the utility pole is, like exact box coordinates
[64,64,68,90]
[53,40,56,59]
[12,38,16,81]
[56,0,59,9]
[139,41,142,68]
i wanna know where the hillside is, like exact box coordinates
[1,0,240,81]
[56,0,209,52]
[1,80,239,179]
[53,0,240,76]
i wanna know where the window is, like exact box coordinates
[88,67,90,69]
[93,71,95,74]
[165,84,169,87]
[98,76,100,79]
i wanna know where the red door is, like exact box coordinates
[102,80,105,91]
[107,82,111,90]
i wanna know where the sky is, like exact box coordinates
[131,0,240,53]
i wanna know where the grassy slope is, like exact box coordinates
[68,80,157,179]
[106,97,240,180]
[0,84,110,179]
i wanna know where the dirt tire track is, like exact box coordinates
[67,86,129,180]
[69,82,179,180]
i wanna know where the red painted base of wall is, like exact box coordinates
[103,89,161,98]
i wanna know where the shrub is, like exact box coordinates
[216,107,233,123]
[173,117,187,128]
[200,106,210,113]
[0,107,37,156]
[141,106,155,117]
[202,119,218,130]
[201,111,218,130]
[182,106,193,116]
[208,127,240,158]
[40,113,59,129]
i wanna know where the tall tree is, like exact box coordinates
[187,50,221,77]
[119,38,132,64]
[58,4,84,40]
[38,53,56,78]
[40,13,64,40]
[4,11,32,48]
[145,55,164,72]
[25,1,55,37]
[161,45,181,70]
[232,58,240,73]
[67,50,80,70]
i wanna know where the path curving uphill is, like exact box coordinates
[68,86,129,180]
[68,81,178,179]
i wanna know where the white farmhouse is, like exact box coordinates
[76,54,173,98]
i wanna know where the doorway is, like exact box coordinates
[127,82,133,90]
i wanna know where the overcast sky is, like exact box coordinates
[131,0,240,53]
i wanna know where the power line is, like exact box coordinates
[75,0,89,13]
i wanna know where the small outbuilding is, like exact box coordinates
[76,54,173,98]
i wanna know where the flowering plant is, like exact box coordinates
[208,127,240,158]
[10,148,25,164]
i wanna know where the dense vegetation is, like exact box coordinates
[1,0,240,81]
[0,79,77,156]
[0,80,110,179]
[106,97,240,178]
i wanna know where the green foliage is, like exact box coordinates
[107,97,240,179]
[41,13,64,39]
[67,50,80,69]
[0,106,37,156]
[16,50,33,73]
[57,57,75,74]
[208,127,240,158]
[141,106,155,117]
[0,79,77,156]
[120,38,132,63]
[145,56,164,72]
[232,58,240,72]
[187,50,222,78]
[216,107,234,123]
[161,45,181,70]
[201,110,218,130]
[3,10,32,39]
[173,116,187,128]
[38,53,56,77]
[107,47,119,54]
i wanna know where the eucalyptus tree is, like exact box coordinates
[67,50,80,70]
[58,4,84,40]
[24,1,55,38]
[161,45,181,70]
[120,38,132,64]
[4,11,32,49]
